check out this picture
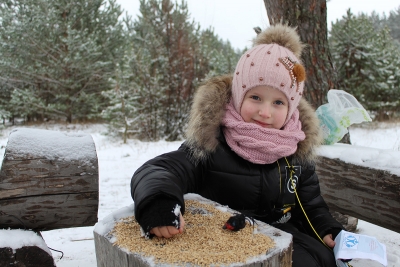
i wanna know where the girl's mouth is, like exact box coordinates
[254,120,271,128]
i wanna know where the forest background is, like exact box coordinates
[0,0,400,143]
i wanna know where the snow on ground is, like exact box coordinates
[0,121,399,267]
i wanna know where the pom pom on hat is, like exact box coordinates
[232,23,306,125]
[253,23,304,58]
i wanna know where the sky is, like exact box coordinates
[116,0,400,50]
[0,122,399,266]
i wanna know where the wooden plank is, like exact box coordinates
[0,159,98,195]
[0,128,99,230]
[0,192,98,230]
[94,195,293,267]
[316,156,400,233]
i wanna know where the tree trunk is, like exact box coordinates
[263,0,338,109]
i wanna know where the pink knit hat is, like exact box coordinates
[231,24,306,125]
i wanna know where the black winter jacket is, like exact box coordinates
[131,75,344,240]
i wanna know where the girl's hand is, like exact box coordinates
[150,213,185,238]
[323,234,336,248]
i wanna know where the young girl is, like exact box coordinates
[131,23,345,267]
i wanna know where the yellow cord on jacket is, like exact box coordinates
[282,157,353,267]
[284,157,330,248]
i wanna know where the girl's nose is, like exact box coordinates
[259,105,271,118]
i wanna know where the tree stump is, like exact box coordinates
[0,128,99,230]
[0,229,56,267]
[94,194,293,267]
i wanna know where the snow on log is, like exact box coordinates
[93,194,293,267]
[0,229,56,267]
[317,144,400,233]
[0,128,99,230]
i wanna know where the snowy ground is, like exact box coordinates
[0,122,399,267]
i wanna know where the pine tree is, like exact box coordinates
[198,28,241,79]
[369,7,400,45]
[128,0,182,141]
[387,6,400,44]
[105,0,238,141]
[0,0,127,122]
[101,0,239,142]
[329,10,400,120]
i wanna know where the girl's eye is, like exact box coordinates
[275,100,285,105]
[250,95,261,101]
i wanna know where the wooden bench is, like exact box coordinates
[316,145,400,233]
[0,127,99,266]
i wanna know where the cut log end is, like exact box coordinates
[0,128,99,230]
[0,246,56,267]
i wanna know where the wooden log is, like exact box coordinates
[0,229,56,267]
[330,211,358,233]
[93,194,293,267]
[316,155,400,233]
[0,128,99,230]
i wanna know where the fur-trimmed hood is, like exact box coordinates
[185,75,323,163]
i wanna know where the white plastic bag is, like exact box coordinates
[316,89,372,145]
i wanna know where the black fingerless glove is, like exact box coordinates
[330,227,343,240]
[136,198,181,238]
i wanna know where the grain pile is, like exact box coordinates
[113,200,275,266]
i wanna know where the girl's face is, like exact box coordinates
[240,85,289,129]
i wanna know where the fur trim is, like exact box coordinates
[185,75,232,162]
[185,75,322,164]
[253,23,305,58]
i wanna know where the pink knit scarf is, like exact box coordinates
[221,101,306,164]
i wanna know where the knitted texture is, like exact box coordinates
[232,43,304,125]
[222,101,306,164]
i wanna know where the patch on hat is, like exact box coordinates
[278,56,306,93]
